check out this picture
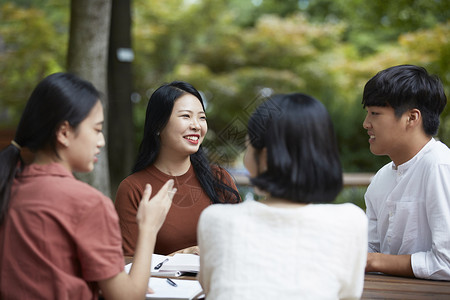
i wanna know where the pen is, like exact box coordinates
[166,278,178,287]
[154,258,169,270]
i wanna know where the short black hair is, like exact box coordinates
[362,64,447,136]
[248,93,342,204]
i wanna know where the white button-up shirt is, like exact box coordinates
[365,138,450,280]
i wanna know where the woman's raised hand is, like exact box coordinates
[136,179,176,232]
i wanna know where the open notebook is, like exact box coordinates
[150,253,200,277]
[145,277,203,300]
[155,253,199,273]
[125,253,200,277]
[124,256,203,300]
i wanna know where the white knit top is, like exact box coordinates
[198,200,368,300]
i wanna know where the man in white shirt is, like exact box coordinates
[362,64,450,280]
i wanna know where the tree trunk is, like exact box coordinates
[67,0,112,197]
[108,0,135,199]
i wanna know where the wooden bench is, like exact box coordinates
[232,171,374,187]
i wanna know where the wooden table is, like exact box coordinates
[126,257,450,298]
[362,273,450,299]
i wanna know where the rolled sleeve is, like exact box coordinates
[413,164,450,280]
[411,250,450,280]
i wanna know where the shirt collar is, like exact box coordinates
[392,138,435,172]
[20,162,74,179]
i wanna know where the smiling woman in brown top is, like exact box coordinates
[115,81,240,256]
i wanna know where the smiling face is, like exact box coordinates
[363,105,411,164]
[159,93,207,157]
[65,100,105,172]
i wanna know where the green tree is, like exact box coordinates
[108,0,135,197]
[1,0,449,177]
[0,2,66,126]
[68,0,112,196]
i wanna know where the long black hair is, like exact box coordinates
[0,72,100,223]
[247,93,342,204]
[133,81,240,204]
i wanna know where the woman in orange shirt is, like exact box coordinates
[0,72,175,300]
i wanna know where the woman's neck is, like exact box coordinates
[33,149,58,165]
[33,149,71,172]
[153,155,191,176]
[260,196,307,208]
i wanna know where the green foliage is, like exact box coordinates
[126,0,450,172]
[333,186,367,210]
[0,2,67,127]
[244,0,450,56]
[398,22,450,144]
[1,0,449,174]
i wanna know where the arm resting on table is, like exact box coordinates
[366,253,414,278]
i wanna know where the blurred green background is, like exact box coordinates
[1,0,449,207]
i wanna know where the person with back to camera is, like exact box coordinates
[0,72,176,300]
[362,64,450,280]
[197,93,368,299]
[115,81,241,256]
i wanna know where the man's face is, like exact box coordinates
[363,105,410,164]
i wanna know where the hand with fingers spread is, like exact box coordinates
[136,179,177,233]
